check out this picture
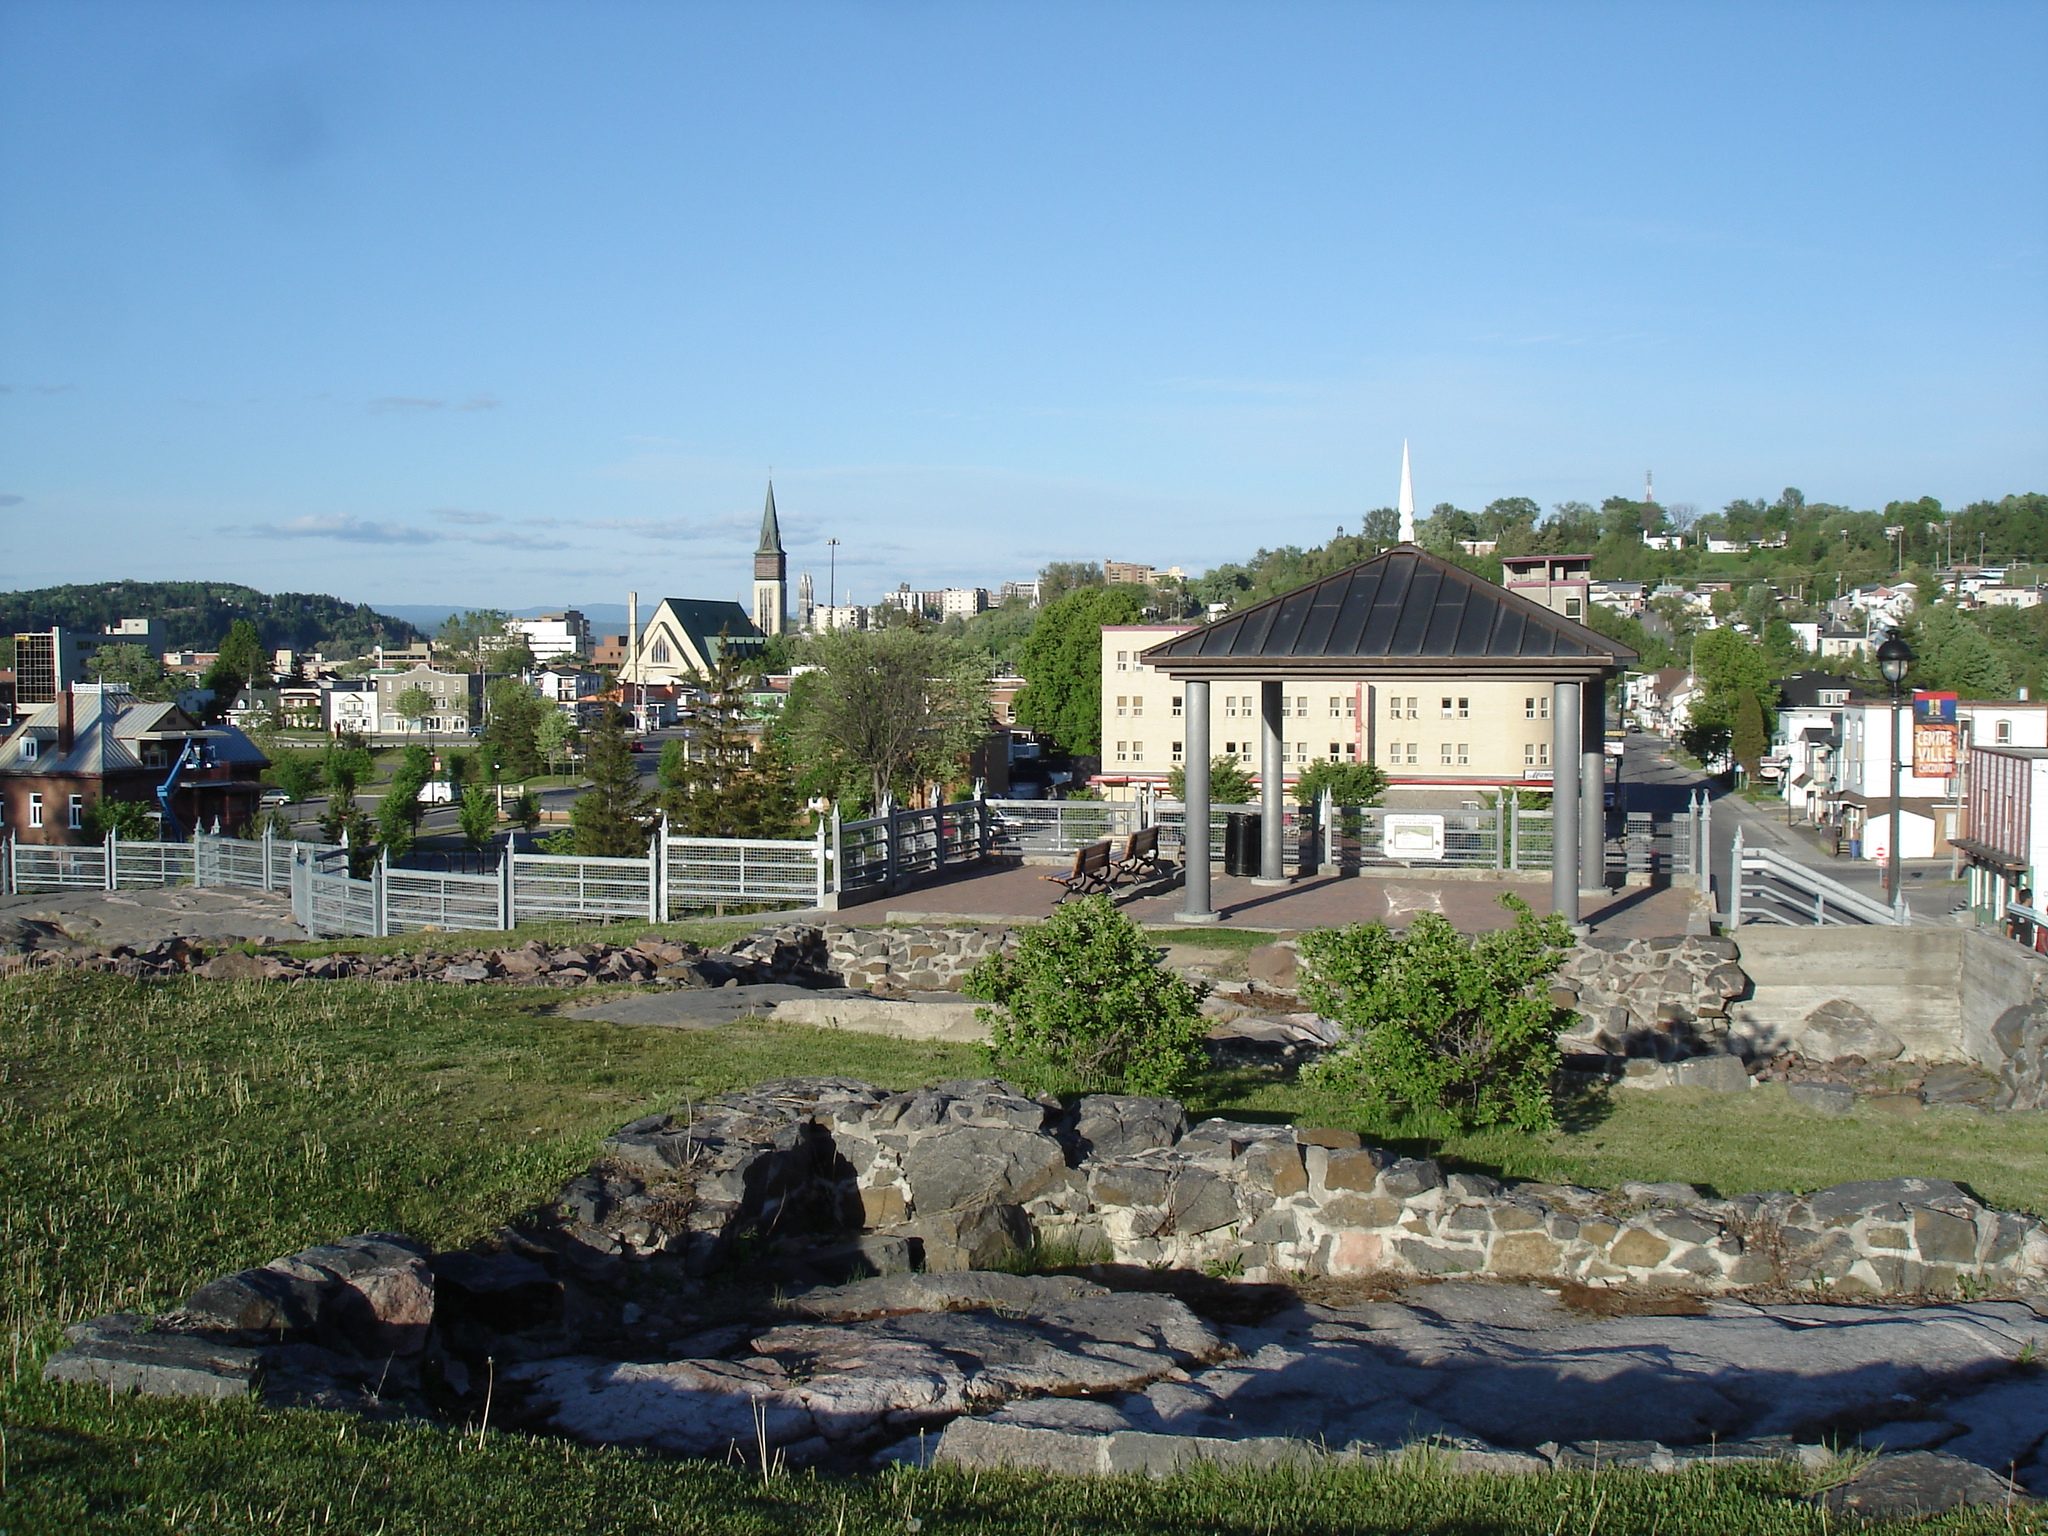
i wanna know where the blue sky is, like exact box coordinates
[2,1,2043,612]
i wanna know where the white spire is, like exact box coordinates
[1397,440,1416,543]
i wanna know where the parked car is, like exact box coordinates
[259,788,292,807]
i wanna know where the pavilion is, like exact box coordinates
[1139,544,1637,926]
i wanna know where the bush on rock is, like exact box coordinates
[964,895,1208,1095]
[1298,894,1576,1131]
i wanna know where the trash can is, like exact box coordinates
[1224,810,1262,877]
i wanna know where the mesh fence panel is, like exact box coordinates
[383,869,502,932]
[10,845,108,891]
[511,854,653,924]
[664,837,822,912]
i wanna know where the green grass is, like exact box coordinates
[5,970,2047,1533]
[273,916,774,960]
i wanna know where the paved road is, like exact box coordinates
[1621,731,1963,919]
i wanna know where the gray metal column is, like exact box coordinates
[1581,674,1607,900]
[1551,680,1582,926]
[1256,679,1287,885]
[1176,680,1218,923]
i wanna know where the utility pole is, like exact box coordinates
[826,538,840,611]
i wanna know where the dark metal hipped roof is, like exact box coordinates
[1141,545,1636,677]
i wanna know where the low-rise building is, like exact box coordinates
[507,610,591,661]
[0,685,270,843]
[321,680,377,736]
[534,665,600,707]
[373,666,486,736]
[1097,624,1583,795]
[1500,553,1591,623]
[812,605,870,633]
[1821,697,2048,860]
[1956,745,2048,945]
[616,599,766,687]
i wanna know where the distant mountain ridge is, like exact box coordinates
[0,581,422,656]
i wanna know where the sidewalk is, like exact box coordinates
[868,861,1696,939]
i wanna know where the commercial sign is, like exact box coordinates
[1913,691,1959,779]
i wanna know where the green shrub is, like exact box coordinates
[964,895,1209,1094]
[1292,758,1388,807]
[1297,894,1576,1131]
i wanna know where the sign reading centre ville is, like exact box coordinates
[1913,691,1959,779]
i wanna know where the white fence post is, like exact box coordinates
[1728,823,1744,929]
[830,807,842,896]
[104,830,117,889]
[499,850,515,930]
[814,817,828,906]
[647,831,662,924]
[261,827,274,892]
[374,851,389,939]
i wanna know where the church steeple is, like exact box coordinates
[751,480,788,636]
[1397,441,1416,544]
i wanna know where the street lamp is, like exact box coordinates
[1876,633,1914,919]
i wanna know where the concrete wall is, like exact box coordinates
[1726,927,1965,1061]
[1727,925,2048,1091]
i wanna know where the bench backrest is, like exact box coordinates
[1076,838,1113,872]
[1123,826,1159,859]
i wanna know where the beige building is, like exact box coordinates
[1099,624,1571,796]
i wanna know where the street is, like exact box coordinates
[1620,732,1964,917]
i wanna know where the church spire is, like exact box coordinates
[1397,440,1416,543]
[752,479,788,636]
[757,481,785,556]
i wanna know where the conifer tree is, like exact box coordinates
[569,705,654,856]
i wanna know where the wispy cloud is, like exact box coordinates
[582,513,758,542]
[0,493,23,507]
[433,508,502,525]
[0,383,75,396]
[227,513,568,550]
[368,393,499,414]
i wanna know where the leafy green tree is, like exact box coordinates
[435,609,513,671]
[1299,894,1577,1132]
[85,797,157,840]
[482,678,546,780]
[508,790,541,835]
[394,686,436,738]
[265,753,322,803]
[965,895,1210,1095]
[1165,755,1258,804]
[535,708,579,774]
[195,618,272,721]
[1292,759,1389,807]
[786,627,990,812]
[568,706,655,856]
[1688,627,1778,751]
[1733,689,1769,779]
[376,744,432,860]
[1906,606,2017,698]
[1036,561,1106,606]
[322,736,375,792]
[87,643,177,701]
[1014,585,1147,755]
[458,784,499,850]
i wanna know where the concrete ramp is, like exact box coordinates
[1728,928,1964,1060]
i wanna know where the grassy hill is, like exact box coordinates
[0,579,422,657]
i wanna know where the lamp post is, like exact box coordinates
[1876,633,1915,921]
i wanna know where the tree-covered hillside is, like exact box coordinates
[0,581,421,657]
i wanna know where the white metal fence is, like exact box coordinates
[3,829,328,897]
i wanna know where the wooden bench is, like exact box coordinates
[1042,839,1115,902]
[1111,825,1165,885]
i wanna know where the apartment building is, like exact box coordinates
[1956,745,2048,944]
[1823,697,2048,859]
[1097,625,1573,795]
[506,611,591,661]
[372,665,486,735]
[1500,554,1592,623]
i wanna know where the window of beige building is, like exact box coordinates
[1524,741,1549,766]
[1171,694,1183,716]
[1525,695,1549,720]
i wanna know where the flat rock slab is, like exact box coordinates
[566,984,863,1028]
[787,1271,1111,1322]
[770,994,991,1043]
[0,888,305,949]
[1818,1450,2023,1519]
[509,1292,1224,1460]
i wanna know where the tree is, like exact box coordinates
[1688,627,1778,754]
[535,709,579,774]
[1037,561,1105,606]
[1014,585,1147,755]
[659,649,800,838]
[964,895,1211,1095]
[394,686,436,738]
[787,628,990,812]
[568,706,655,856]
[508,790,541,836]
[376,744,432,860]
[458,784,499,850]
[197,618,272,721]
[1358,507,1401,547]
[266,753,322,803]
[87,643,177,701]
[482,678,546,781]
[1733,689,1769,780]
[1292,759,1389,807]
[1165,755,1258,804]
[1299,894,1577,1132]
[435,609,513,671]
[85,797,157,840]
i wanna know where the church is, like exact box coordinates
[614,483,784,686]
